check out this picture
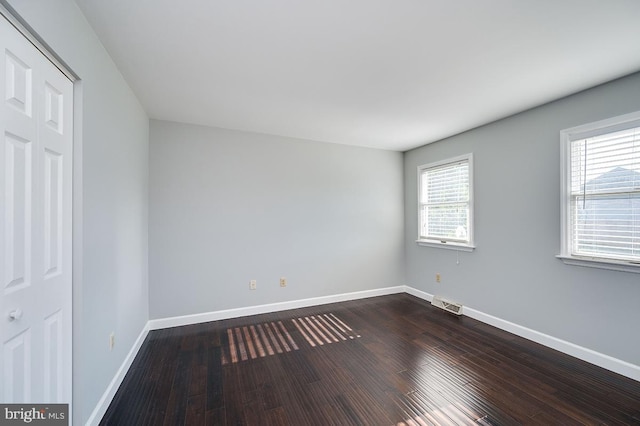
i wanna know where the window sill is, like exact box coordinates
[556,255,640,274]
[416,239,475,252]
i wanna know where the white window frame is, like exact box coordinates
[416,153,475,251]
[558,111,640,274]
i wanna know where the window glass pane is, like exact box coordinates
[569,125,640,260]
[425,162,469,204]
[573,194,640,259]
[570,127,640,195]
[419,156,471,244]
[426,205,468,240]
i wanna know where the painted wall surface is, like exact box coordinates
[5,0,639,420]
[149,120,404,319]
[5,0,150,423]
[405,72,640,366]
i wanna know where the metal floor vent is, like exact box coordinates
[431,296,463,315]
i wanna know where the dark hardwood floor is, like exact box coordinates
[100,294,640,425]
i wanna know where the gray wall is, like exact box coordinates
[405,72,640,366]
[6,0,150,423]
[5,1,639,420]
[149,120,404,319]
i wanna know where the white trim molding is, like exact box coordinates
[556,254,640,274]
[152,284,640,382]
[417,153,475,251]
[0,1,78,81]
[404,286,434,302]
[148,286,405,330]
[463,305,640,381]
[559,110,640,273]
[406,286,640,382]
[87,286,404,424]
[416,240,475,252]
[89,284,640,424]
[86,323,150,426]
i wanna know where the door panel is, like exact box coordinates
[4,50,31,116]
[1,14,72,405]
[43,149,62,278]
[3,328,31,402]
[43,309,62,402]
[3,132,32,292]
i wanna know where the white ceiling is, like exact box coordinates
[74,0,640,151]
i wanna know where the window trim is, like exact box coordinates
[416,153,475,251]
[559,110,640,273]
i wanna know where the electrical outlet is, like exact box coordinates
[109,332,115,350]
[436,273,441,283]
[280,277,287,287]
[250,280,257,290]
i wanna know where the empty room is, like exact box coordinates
[1,1,640,425]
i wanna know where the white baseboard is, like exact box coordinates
[405,286,640,382]
[85,323,150,426]
[148,285,405,330]
[89,284,639,424]
[463,305,640,381]
[87,286,403,424]
[404,286,434,302]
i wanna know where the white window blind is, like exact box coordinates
[418,155,472,245]
[569,126,640,261]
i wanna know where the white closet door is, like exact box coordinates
[1,14,73,404]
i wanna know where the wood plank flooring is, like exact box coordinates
[100,294,640,425]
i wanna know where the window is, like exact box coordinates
[417,154,474,251]
[559,111,640,273]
